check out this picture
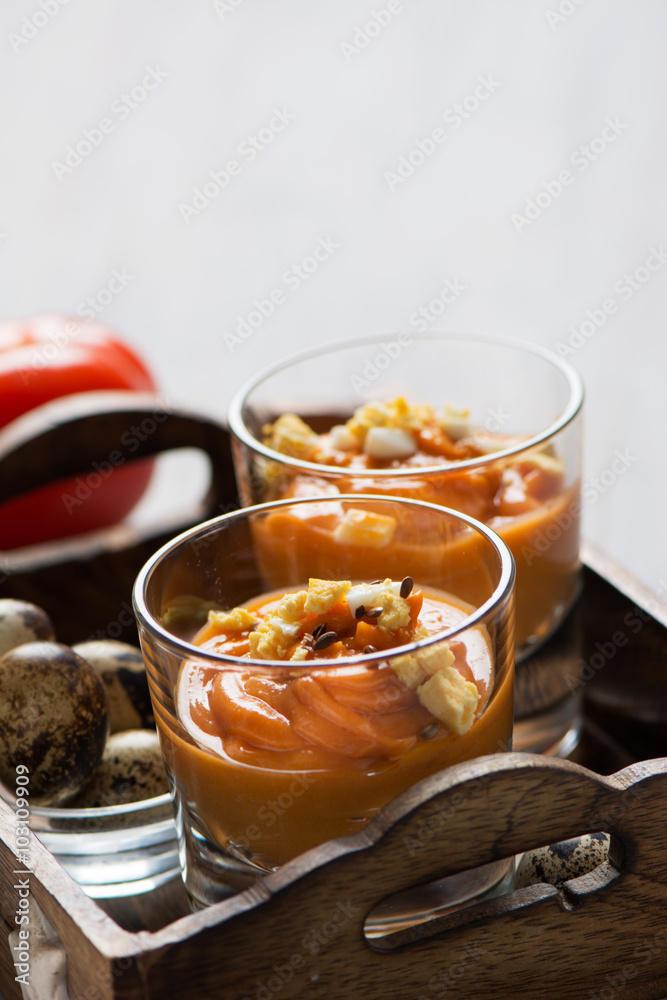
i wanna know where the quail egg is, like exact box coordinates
[0,641,109,805]
[69,729,169,808]
[514,832,610,888]
[72,640,153,733]
[0,599,55,657]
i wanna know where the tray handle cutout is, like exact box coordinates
[164,754,667,1000]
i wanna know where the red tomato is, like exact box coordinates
[0,314,157,550]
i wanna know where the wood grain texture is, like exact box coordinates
[2,754,667,1000]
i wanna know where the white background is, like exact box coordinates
[1,0,666,593]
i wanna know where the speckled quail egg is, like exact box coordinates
[0,599,55,657]
[0,641,109,805]
[514,832,610,888]
[68,729,169,808]
[72,640,153,733]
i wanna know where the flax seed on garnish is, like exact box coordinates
[419,722,439,740]
[365,606,382,619]
[313,630,338,651]
[363,645,377,654]
[354,605,366,619]
[400,576,414,599]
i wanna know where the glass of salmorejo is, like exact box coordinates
[133,495,515,917]
[228,332,583,755]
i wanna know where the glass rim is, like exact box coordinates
[227,330,584,476]
[132,493,515,672]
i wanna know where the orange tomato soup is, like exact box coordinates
[262,401,579,650]
[155,581,513,871]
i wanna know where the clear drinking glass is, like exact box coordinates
[133,495,515,917]
[228,332,583,754]
[0,787,178,898]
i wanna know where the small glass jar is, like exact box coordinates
[228,332,583,753]
[133,494,515,917]
[0,789,178,898]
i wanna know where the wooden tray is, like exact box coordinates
[0,396,666,1000]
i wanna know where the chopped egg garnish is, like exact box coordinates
[345,580,403,617]
[262,397,566,529]
[261,397,567,543]
[208,607,258,632]
[342,397,430,447]
[418,668,480,735]
[363,427,416,460]
[264,413,319,460]
[333,508,396,548]
[375,590,412,631]
[303,578,351,615]
[218,576,417,663]
[248,590,308,660]
[437,403,471,441]
[196,576,481,733]
[264,396,468,465]
[262,395,516,469]
[329,424,357,451]
[391,643,479,734]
